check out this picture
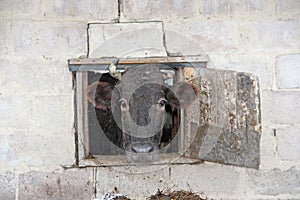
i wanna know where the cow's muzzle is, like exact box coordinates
[131,142,154,153]
[124,134,160,162]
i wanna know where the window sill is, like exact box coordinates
[78,153,204,167]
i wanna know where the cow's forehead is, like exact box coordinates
[120,66,165,98]
[129,84,165,104]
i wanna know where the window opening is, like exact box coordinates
[69,56,208,165]
[68,56,261,169]
[87,69,180,156]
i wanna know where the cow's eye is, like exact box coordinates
[159,99,167,107]
[119,99,128,109]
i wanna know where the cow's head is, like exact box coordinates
[86,65,197,162]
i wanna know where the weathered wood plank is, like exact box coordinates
[68,56,208,71]
[184,68,261,168]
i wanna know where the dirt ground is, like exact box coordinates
[146,189,208,200]
[111,189,208,200]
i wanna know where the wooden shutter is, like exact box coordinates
[182,67,261,169]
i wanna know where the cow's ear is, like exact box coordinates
[86,81,116,110]
[166,82,198,108]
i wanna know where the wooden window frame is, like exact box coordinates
[68,56,208,167]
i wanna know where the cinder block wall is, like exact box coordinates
[0,0,299,199]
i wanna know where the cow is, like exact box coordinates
[86,65,197,162]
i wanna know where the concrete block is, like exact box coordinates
[164,29,205,56]
[0,96,32,129]
[18,169,94,200]
[0,0,40,20]
[0,130,19,168]
[0,0,118,21]
[262,91,300,125]
[276,0,300,17]
[276,54,300,89]
[276,126,300,161]
[0,59,73,96]
[0,21,10,55]
[216,54,273,90]
[0,59,55,95]
[246,167,300,195]
[123,0,198,21]
[200,0,272,17]
[96,166,171,199]
[0,172,15,200]
[164,21,239,54]
[12,22,86,58]
[170,164,239,196]
[239,20,300,52]
[259,126,278,169]
[96,164,239,199]
[0,130,74,167]
[55,60,73,95]
[40,0,118,21]
[32,95,73,134]
[0,1,10,17]
[88,22,167,58]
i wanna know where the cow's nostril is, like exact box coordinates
[131,147,137,153]
[131,144,154,153]
[149,146,154,152]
